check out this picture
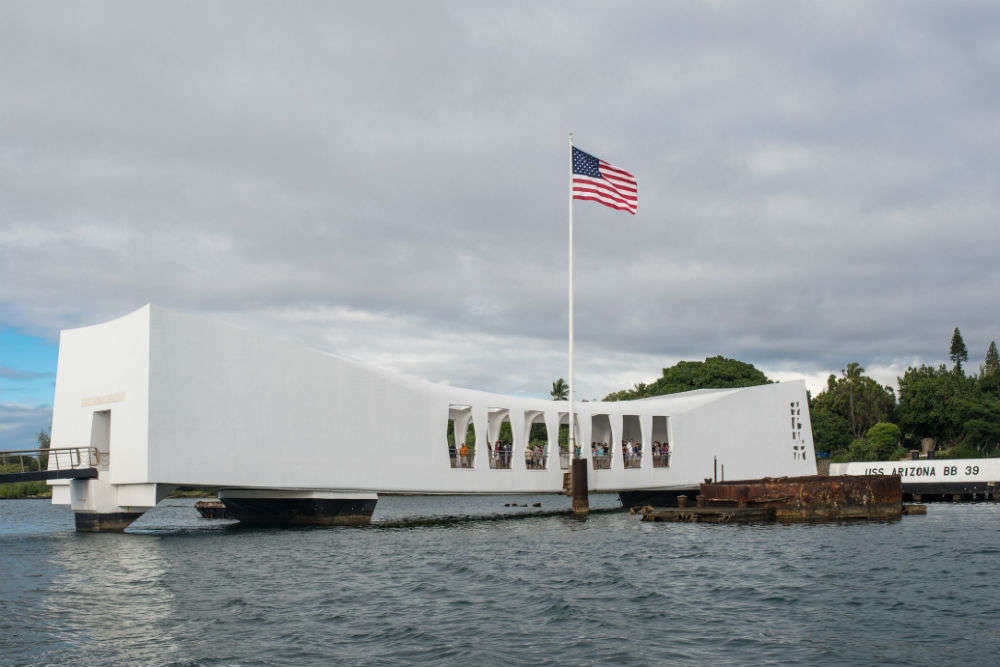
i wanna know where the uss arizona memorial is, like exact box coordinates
[48,305,816,529]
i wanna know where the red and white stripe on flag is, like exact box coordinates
[571,147,637,214]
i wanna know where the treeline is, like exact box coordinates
[601,329,1000,462]
[603,356,771,401]
[813,329,1000,461]
[0,430,52,499]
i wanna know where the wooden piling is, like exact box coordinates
[571,458,589,515]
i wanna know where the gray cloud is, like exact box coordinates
[0,403,51,449]
[2,1,1000,401]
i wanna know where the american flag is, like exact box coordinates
[571,146,637,214]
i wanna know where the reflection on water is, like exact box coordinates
[43,534,178,664]
[2,498,1000,666]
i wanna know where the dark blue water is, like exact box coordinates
[2,497,999,666]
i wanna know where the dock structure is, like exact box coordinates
[40,305,818,531]
[830,460,1000,502]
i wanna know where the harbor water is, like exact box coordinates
[1,497,999,666]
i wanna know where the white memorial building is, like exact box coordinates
[48,305,816,529]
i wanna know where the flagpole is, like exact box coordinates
[568,131,575,465]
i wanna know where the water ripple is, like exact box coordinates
[2,499,1000,666]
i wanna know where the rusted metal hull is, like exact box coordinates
[642,506,775,523]
[195,499,236,519]
[699,474,902,521]
[618,488,699,509]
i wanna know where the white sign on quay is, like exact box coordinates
[829,458,1000,483]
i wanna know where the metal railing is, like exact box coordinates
[0,446,100,473]
[624,455,642,469]
[653,453,670,468]
[489,448,513,469]
[525,450,547,470]
[449,454,475,468]
[591,455,611,470]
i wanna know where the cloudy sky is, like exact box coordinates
[2,2,1000,446]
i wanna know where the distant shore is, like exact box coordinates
[0,485,218,500]
[0,481,51,500]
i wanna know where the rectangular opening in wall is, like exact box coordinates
[447,405,474,468]
[90,410,110,469]
[557,412,580,469]
[622,415,642,468]
[652,416,670,467]
[525,411,548,470]
[591,414,612,469]
[488,408,512,469]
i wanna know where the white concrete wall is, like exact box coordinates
[49,306,151,493]
[52,305,817,496]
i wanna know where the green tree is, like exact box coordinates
[958,418,1000,456]
[950,327,968,373]
[37,429,50,470]
[865,422,903,460]
[604,356,771,401]
[446,421,476,452]
[984,341,999,376]
[951,391,1000,455]
[550,378,568,401]
[529,422,548,442]
[842,362,864,437]
[895,364,972,448]
[811,366,895,440]
[809,409,851,454]
[829,422,905,462]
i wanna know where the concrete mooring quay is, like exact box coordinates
[641,474,909,523]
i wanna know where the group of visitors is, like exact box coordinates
[489,440,513,468]
[450,440,552,470]
[591,441,611,457]
[591,441,612,469]
[652,440,670,467]
[623,440,642,467]
[449,438,664,471]
[525,443,547,470]
[583,440,670,469]
[448,441,474,468]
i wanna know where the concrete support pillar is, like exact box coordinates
[454,412,471,447]
[472,405,489,469]
[640,414,653,470]
[511,410,527,472]
[70,476,167,532]
[609,415,624,470]
[544,411,560,471]
[220,490,378,526]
